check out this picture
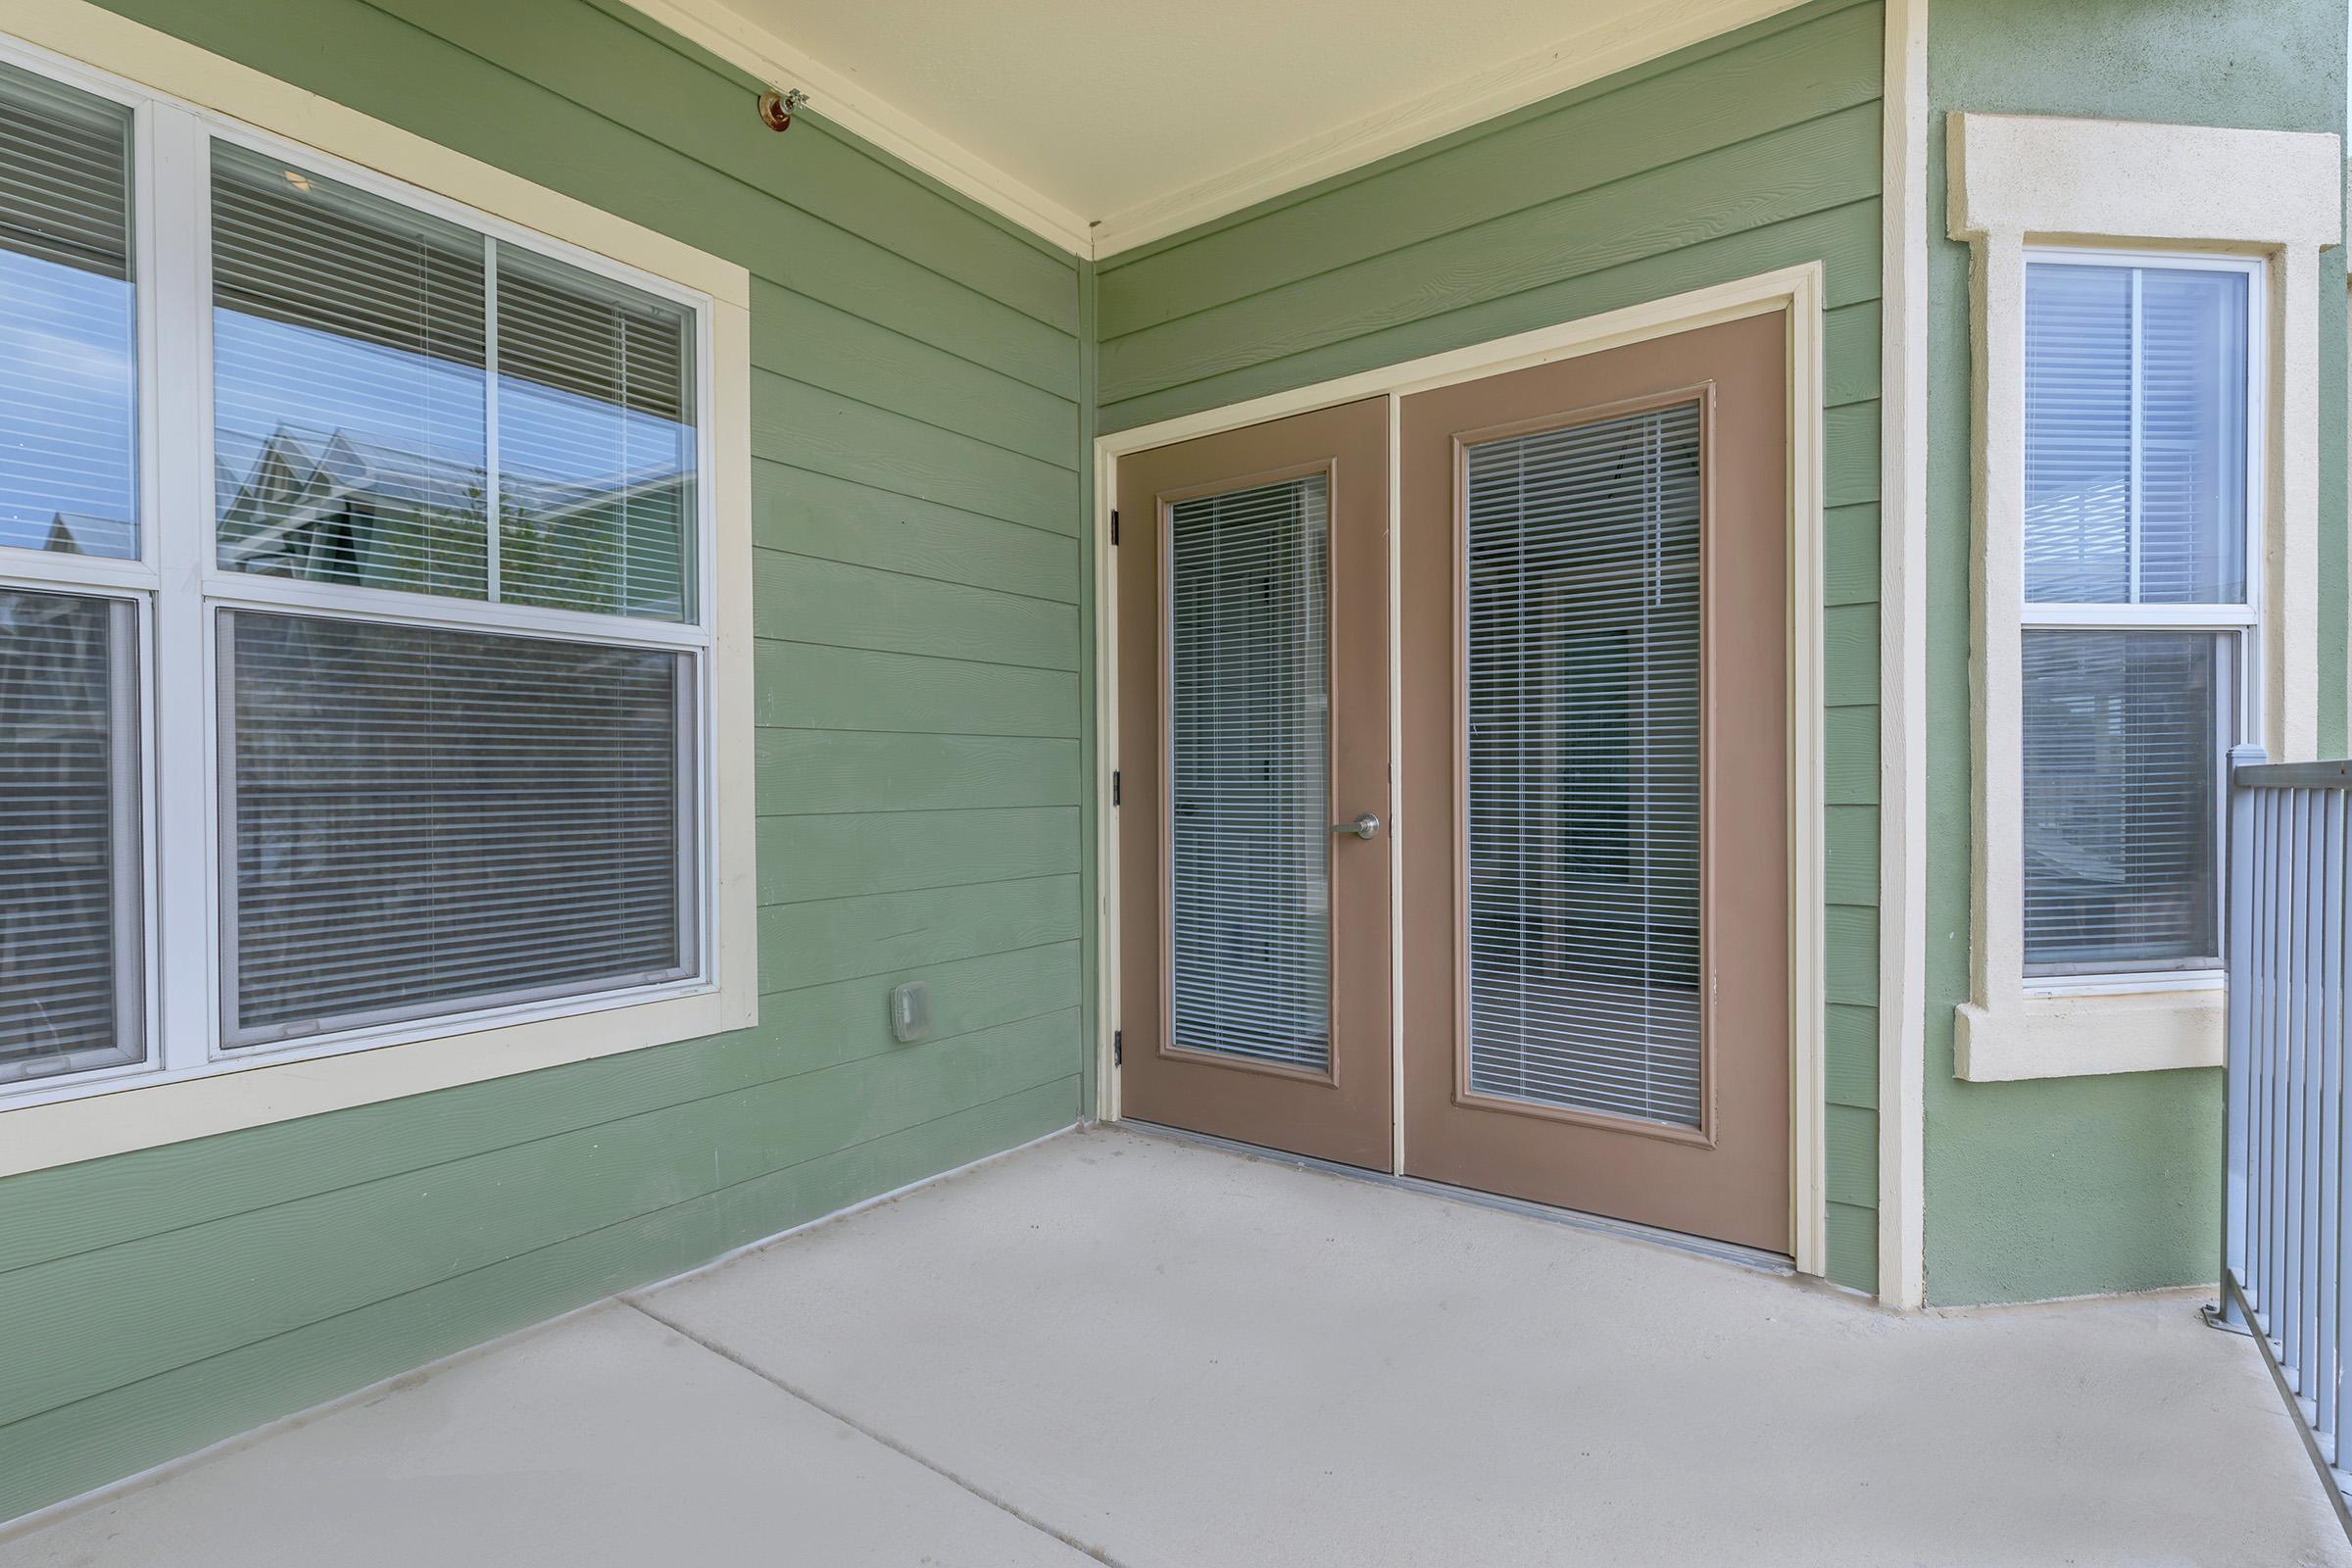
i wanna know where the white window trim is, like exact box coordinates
[1947,112,2342,1082]
[0,7,757,1177]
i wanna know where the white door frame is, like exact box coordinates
[1092,264,1831,1279]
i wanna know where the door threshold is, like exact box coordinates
[1118,1119,1795,1278]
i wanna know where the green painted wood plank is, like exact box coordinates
[1827,1003,1879,1110]
[1825,503,1881,607]
[754,551,1078,669]
[760,808,1080,904]
[1099,105,1882,407]
[97,0,1084,362]
[756,463,1078,603]
[1825,400,1882,508]
[1825,301,1883,408]
[752,280,1078,469]
[1826,706,1880,806]
[1097,201,1882,434]
[1097,2,1884,335]
[1826,1200,1879,1293]
[0,946,1080,1281]
[1827,1103,1879,1209]
[1825,604,1881,708]
[760,877,1080,992]
[756,641,1081,737]
[0,1082,1077,1525]
[758,731,1079,816]
[754,371,1079,532]
[758,944,1081,1054]
[0,1019,1079,1429]
[365,0,1079,327]
[1827,805,1879,906]
[1826,905,1881,1007]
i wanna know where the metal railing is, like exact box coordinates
[2217,744,2352,1521]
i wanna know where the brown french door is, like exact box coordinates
[1114,399,1394,1171]
[1114,313,1791,1253]
[1397,312,1790,1253]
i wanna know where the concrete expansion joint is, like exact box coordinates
[616,1296,1131,1567]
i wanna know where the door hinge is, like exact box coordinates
[1111,769,1121,806]
[1110,508,1120,546]
[1113,1029,1124,1067]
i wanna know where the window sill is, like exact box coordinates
[1954,987,2225,1082]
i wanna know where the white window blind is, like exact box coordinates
[0,58,136,561]
[0,589,141,1084]
[220,612,694,1047]
[1463,402,1702,1128]
[2021,255,2252,976]
[1166,475,1331,1072]
[213,141,491,598]
[2024,262,2247,606]
[497,250,696,622]
[2021,631,2221,973]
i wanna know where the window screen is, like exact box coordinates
[0,588,141,1083]
[220,611,694,1046]
[0,59,137,561]
[1462,402,1702,1127]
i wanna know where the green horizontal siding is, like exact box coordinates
[0,0,1087,1523]
[1096,0,1886,1291]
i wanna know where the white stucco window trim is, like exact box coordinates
[1947,112,2342,1083]
[0,3,760,1177]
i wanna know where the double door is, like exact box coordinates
[1114,314,1790,1253]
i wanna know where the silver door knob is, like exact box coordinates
[1330,813,1380,840]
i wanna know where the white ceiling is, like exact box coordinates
[636,0,1802,255]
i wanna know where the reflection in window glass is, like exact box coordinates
[2024,261,2247,606]
[0,588,142,1083]
[2022,630,2221,973]
[0,60,137,561]
[497,251,696,622]
[211,141,489,598]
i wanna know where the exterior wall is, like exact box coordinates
[0,0,1088,1523]
[1924,0,2349,1304]
[1095,0,1889,1292]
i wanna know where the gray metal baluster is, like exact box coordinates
[2221,750,2263,1327]
[2272,786,2292,1335]
[2319,785,2344,1452]
[2294,788,2319,1391]
[2248,786,2270,1322]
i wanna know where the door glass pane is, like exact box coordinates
[0,589,142,1085]
[1166,475,1330,1072]
[2025,261,2248,605]
[2022,630,2222,973]
[0,60,137,561]
[1463,402,1701,1128]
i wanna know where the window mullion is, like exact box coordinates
[146,102,215,1073]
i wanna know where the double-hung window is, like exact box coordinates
[2018,250,2262,985]
[0,45,719,1102]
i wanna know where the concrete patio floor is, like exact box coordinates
[4,1124,2347,1567]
